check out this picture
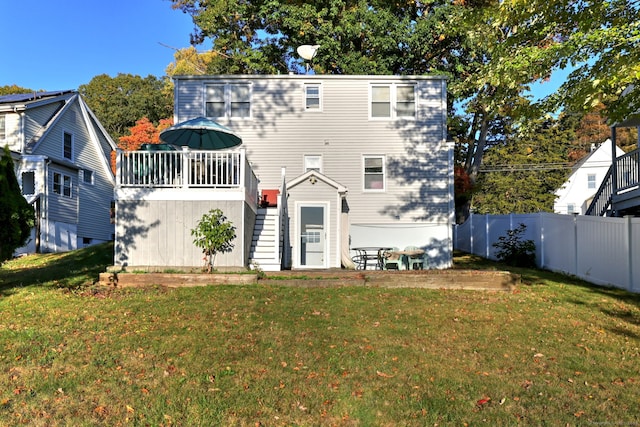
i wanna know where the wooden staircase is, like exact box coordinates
[249,207,282,271]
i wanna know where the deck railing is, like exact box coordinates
[116,148,258,194]
[616,149,640,193]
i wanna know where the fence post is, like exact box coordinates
[539,213,545,269]
[573,214,579,276]
[485,214,490,259]
[626,216,634,292]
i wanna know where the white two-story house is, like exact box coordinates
[554,140,625,215]
[114,75,453,270]
[0,91,116,253]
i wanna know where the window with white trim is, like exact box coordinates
[205,83,251,119]
[370,84,416,119]
[304,155,322,173]
[304,84,322,111]
[63,131,73,160]
[82,169,94,185]
[363,155,385,190]
[0,115,5,141]
[587,174,596,189]
[22,171,35,195]
[567,204,575,214]
[53,172,72,197]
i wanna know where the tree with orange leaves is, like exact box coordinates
[110,117,173,173]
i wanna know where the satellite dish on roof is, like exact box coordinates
[297,44,320,61]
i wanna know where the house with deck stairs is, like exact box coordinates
[585,121,640,217]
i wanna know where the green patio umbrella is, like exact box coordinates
[159,117,242,150]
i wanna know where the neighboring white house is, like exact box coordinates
[0,91,117,253]
[554,140,624,215]
[114,74,453,270]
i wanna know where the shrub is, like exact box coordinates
[191,209,236,273]
[492,223,536,267]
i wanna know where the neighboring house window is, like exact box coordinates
[82,169,94,185]
[370,84,416,119]
[22,171,35,195]
[567,204,575,214]
[53,172,72,197]
[205,83,251,119]
[0,115,5,141]
[304,84,322,111]
[63,132,73,160]
[304,155,322,173]
[363,155,385,190]
[587,174,596,189]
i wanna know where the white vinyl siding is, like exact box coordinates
[205,83,251,119]
[174,75,448,225]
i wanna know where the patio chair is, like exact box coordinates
[404,246,424,270]
[382,247,402,270]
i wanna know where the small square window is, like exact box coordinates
[304,155,322,173]
[82,169,94,185]
[364,156,385,190]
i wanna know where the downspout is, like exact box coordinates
[339,195,355,269]
[42,158,51,253]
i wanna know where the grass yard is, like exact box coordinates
[1,243,639,426]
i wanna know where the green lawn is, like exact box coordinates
[1,244,639,425]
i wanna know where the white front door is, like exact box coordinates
[298,204,327,268]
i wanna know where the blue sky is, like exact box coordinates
[1,0,197,91]
[1,0,565,101]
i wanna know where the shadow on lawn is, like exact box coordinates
[0,242,114,297]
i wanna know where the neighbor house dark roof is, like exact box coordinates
[0,90,75,104]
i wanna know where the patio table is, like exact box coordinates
[351,247,393,270]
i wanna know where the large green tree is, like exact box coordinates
[0,146,34,263]
[472,115,576,214]
[79,74,173,139]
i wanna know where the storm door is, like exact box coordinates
[298,204,327,268]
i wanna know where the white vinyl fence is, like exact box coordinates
[454,213,640,293]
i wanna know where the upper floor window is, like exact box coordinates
[205,83,251,119]
[370,84,416,119]
[82,169,94,185]
[304,155,323,173]
[587,174,596,189]
[363,155,385,191]
[567,204,575,214]
[53,172,72,197]
[63,131,73,161]
[304,84,322,111]
[0,115,5,141]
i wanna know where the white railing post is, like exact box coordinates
[115,148,122,188]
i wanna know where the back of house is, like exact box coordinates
[173,74,453,269]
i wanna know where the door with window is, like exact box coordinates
[298,204,327,268]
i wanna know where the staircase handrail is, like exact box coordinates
[585,165,613,216]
